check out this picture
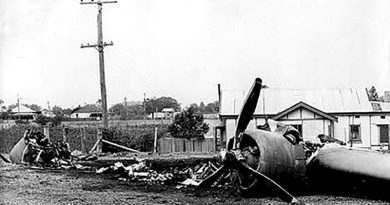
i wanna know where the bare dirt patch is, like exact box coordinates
[1,162,390,205]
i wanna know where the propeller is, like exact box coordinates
[198,78,298,204]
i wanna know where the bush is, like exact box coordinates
[168,105,209,139]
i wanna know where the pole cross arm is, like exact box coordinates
[81,41,114,49]
[80,1,117,5]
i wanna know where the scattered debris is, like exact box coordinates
[303,141,323,159]
[96,159,224,188]
[317,134,346,145]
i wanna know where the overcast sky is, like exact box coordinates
[1,0,390,109]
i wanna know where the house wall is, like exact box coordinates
[225,118,258,144]
[332,114,390,148]
[333,116,370,147]
[369,115,390,147]
[223,113,390,149]
[277,107,330,143]
[224,117,328,144]
[70,113,91,118]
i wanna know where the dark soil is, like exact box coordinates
[1,162,390,205]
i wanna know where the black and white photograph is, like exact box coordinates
[1,0,390,204]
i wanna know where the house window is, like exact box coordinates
[379,125,389,143]
[381,116,386,119]
[355,115,360,119]
[349,125,361,141]
[291,124,302,136]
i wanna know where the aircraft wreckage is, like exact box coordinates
[6,78,390,204]
[198,78,390,203]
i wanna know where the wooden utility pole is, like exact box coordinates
[80,0,117,128]
[144,93,147,121]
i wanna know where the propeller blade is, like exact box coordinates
[235,78,262,136]
[238,161,298,204]
[198,165,227,187]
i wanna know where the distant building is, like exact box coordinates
[70,104,102,119]
[41,109,54,118]
[10,105,40,120]
[218,88,390,149]
[162,108,175,119]
[384,91,390,103]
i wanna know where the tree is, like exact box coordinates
[199,102,206,113]
[168,105,209,139]
[109,103,126,117]
[109,103,144,120]
[368,86,379,101]
[8,104,17,111]
[205,101,219,114]
[35,114,49,126]
[52,105,63,116]
[126,104,144,119]
[189,101,219,114]
[62,108,73,116]
[145,96,180,114]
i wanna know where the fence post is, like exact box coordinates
[154,126,158,154]
[43,124,50,140]
[97,128,103,153]
[63,126,69,142]
[81,127,87,154]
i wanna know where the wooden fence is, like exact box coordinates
[158,138,215,153]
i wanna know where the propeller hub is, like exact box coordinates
[221,149,245,168]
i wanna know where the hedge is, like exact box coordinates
[0,124,169,153]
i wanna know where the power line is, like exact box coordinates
[80,0,117,128]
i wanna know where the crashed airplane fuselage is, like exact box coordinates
[200,78,390,203]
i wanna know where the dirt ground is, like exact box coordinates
[1,162,390,205]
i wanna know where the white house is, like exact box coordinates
[219,87,390,149]
[41,109,54,118]
[162,108,175,119]
[10,105,40,120]
[70,104,102,119]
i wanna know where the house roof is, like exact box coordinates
[371,102,390,111]
[220,87,373,116]
[272,101,338,122]
[71,104,102,114]
[11,105,39,114]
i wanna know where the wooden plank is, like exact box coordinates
[101,139,140,153]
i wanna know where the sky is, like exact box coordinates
[1,0,390,109]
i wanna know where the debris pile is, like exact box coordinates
[12,129,70,166]
[304,138,345,161]
[96,159,224,188]
[303,141,323,159]
[8,129,93,170]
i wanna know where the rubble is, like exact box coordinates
[9,129,71,166]
[8,129,95,170]
[95,159,225,188]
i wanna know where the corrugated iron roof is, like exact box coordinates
[372,102,390,111]
[11,105,39,113]
[71,104,102,114]
[220,87,372,115]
